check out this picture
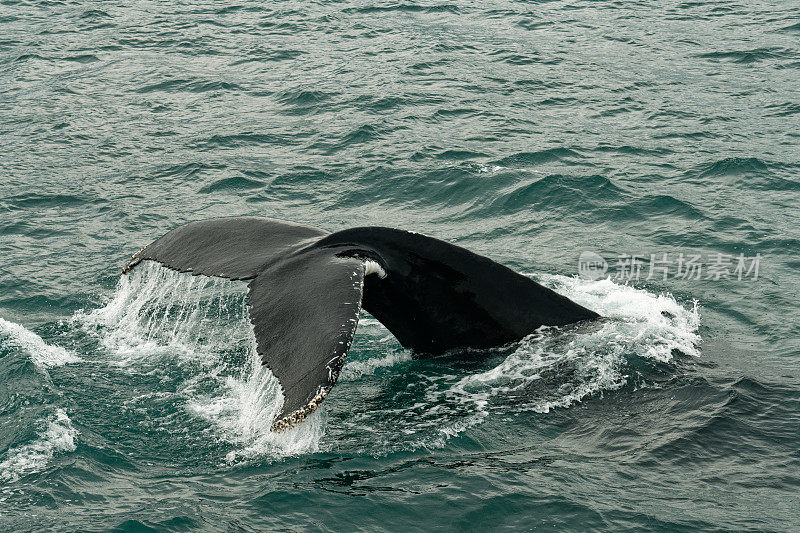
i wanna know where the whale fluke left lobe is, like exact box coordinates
[123,216,327,279]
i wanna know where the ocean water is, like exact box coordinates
[1,0,799,530]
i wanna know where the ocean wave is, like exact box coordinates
[698,157,769,177]
[198,176,266,194]
[695,48,794,64]
[342,3,460,15]
[475,173,626,216]
[627,194,707,220]
[0,317,80,369]
[494,148,584,167]
[0,409,78,483]
[133,78,242,94]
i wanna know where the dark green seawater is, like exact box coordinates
[1,0,799,530]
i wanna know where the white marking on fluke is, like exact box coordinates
[363,259,387,278]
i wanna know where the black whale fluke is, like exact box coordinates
[123,217,599,431]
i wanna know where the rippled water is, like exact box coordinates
[1,0,799,530]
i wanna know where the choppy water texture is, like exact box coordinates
[1,0,799,530]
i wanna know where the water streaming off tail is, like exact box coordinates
[77,261,252,363]
[74,261,324,459]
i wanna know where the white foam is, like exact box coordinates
[0,409,78,483]
[187,336,326,461]
[339,349,412,381]
[74,261,323,459]
[539,274,701,362]
[475,164,505,173]
[447,274,701,421]
[0,318,81,368]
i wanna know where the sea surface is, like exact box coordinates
[1,0,799,531]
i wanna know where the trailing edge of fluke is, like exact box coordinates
[123,217,599,431]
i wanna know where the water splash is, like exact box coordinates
[543,274,701,361]
[0,317,80,369]
[75,262,252,364]
[74,261,324,459]
[349,274,701,452]
[339,348,412,382]
[450,274,700,420]
[187,345,326,461]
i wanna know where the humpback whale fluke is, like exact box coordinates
[123,217,599,431]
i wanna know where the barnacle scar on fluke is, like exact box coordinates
[123,217,600,431]
[121,247,145,275]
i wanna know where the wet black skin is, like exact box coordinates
[314,227,599,355]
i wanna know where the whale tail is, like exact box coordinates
[124,217,599,431]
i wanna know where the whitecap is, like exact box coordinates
[0,317,81,368]
[0,409,78,483]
